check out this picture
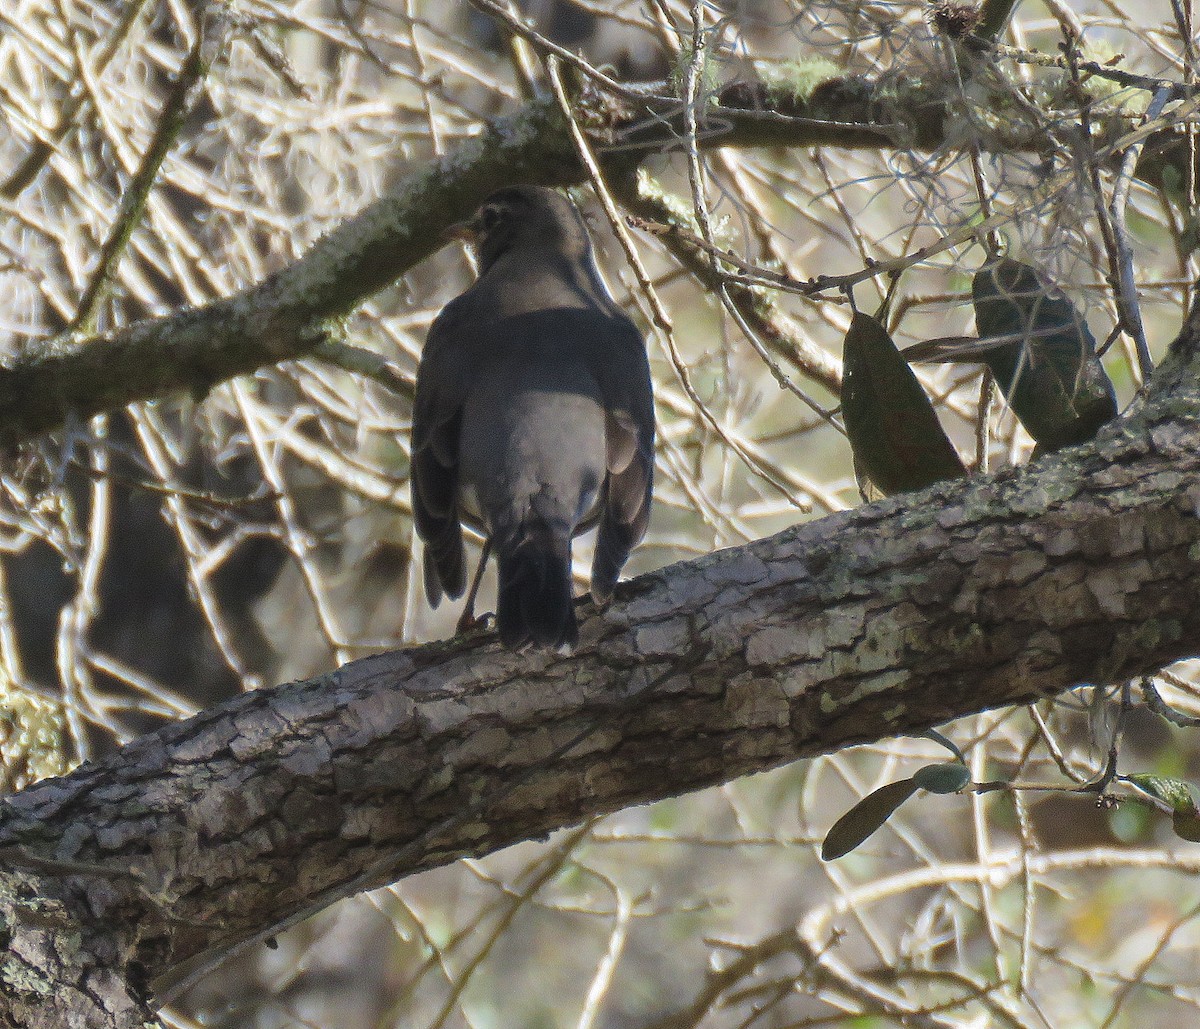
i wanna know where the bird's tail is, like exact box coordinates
[496,525,577,649]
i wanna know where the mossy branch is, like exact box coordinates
[1,67,1188,446]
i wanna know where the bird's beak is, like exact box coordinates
[441,217,478,245]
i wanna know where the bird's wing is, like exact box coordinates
[411,298,474,604]
[590,315,655,603]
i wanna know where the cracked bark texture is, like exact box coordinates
[0,304,1198,1026]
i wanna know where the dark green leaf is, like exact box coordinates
[821,778,919,860]
[913,761,971,794]
[1127,773,1199,815]
[1181,216,1200,257]
[841,312,967,496]
[905,259,1118,452]
[977,259,1116,450]
[1173,812,1200,842]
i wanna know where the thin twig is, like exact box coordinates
[465,0,674,101]
[1110,86,1173,381]
[1141,675,1200,727]
[547,56,818,513]
[71,10,225,333]
[965,35,1193,101]
[1,0,155,199]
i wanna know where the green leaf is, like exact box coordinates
[1173,812,1200,842]
[1127,773,1199,815]
[821,778,919,860]
[905,259,1118,452]
[973,259,1117,452]
[913,761,971,794]
[1181,216,1200,257]
[841,312,967,497]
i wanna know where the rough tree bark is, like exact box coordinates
[0,288,1197,1026]
[2,35,1199,1026]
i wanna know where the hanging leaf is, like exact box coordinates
[913,761,971,794]
[1126,773,1199,815]
[841,312,967,496]
[851,453,887,502]
[1172,812,1200,842]
[821,777,919,860]
[1124,774,1200,842]
[906,259,1117,453]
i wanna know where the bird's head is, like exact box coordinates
[444,186,593,274]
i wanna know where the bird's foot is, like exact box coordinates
[456,609,494,636]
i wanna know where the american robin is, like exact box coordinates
[412,185,655,649]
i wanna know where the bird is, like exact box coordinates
[903,257,1117,455]
[411,185,655,650]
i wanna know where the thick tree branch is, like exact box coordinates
[0,306,1199,1024]
[0,69,1182,446]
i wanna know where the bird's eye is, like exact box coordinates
[479,205,503,233]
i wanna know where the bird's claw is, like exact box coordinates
[456,610,494,636]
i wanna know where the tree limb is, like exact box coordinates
[0,68,1182,446]
[0,299,1198,1026]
